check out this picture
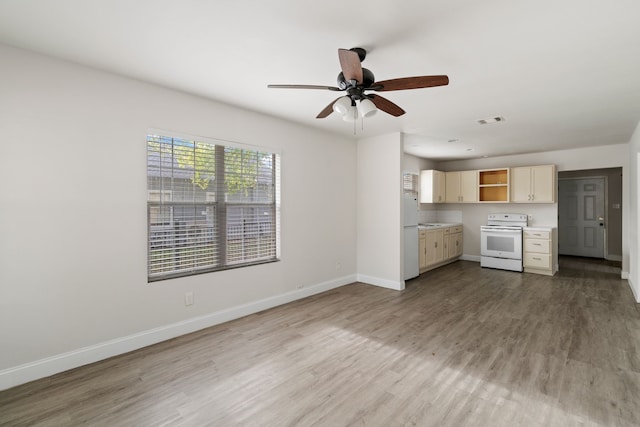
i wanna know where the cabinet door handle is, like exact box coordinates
[533,243,542,246]
[533,257,541,261]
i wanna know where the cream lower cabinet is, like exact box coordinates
[420,225,464,273]
[523,227,557,276]
[419,230,427,269]
[425,228,445,266]
[448,226,463,258]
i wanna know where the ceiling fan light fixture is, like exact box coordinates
[358,98,377,118]
[342,105,358,122]
[332,96,352,115]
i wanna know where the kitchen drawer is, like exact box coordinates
[524,238,551,254]
[524,229,550,240]
[420,230,427,238]
[443,227,451,234]
[450,225,463,233]
[524,253,551,269]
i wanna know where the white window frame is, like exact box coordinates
[147,131,281,282]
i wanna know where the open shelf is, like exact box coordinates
[479,169,509,202]
[479,185,508,202]
[479,169,508,185]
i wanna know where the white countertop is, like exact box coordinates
[418,223,462,229]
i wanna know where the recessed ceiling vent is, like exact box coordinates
[477,116,505,125]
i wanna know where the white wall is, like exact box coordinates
[0,44,358,388]
[403,152,436,174]
[440,144,628,172]
[357,133,403,290]
[627,122,640,302]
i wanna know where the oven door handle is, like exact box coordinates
[481,228,522,233]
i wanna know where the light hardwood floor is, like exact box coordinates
[2,257,639,426]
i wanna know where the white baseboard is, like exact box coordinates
[356,274,404,291]
[628,276,639,303]
[622,271,629,280]
[0,274,356,391]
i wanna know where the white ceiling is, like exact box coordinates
[1,0,640,160]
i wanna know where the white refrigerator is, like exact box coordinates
[403,194,419,280]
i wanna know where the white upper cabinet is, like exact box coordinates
[445,170,478,203]
[420,170,446,203]
[510,165,556,203]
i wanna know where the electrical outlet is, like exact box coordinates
[336,261,342,270]
[184,292,194,306]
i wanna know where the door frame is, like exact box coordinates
[558,176,608,259]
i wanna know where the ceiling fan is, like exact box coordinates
[268,47,449,120]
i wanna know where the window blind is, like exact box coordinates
[147,134,280,281]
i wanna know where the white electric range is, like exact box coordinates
[480,213,528,272]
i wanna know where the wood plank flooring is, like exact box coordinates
[2,257,639,426]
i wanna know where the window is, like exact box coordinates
[147,133,280,281]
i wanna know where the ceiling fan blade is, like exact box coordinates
[338,49,363,84]
[369,94,406,117]
[268,84,341,91]
[372,75,449,91]
[316,97,342,119]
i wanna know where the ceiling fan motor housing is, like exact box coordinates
[337,68,375,90]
